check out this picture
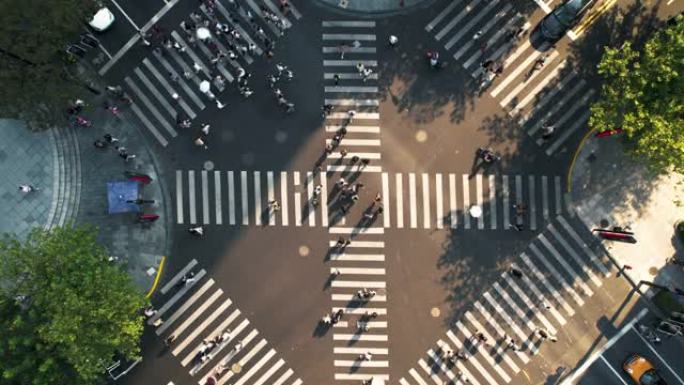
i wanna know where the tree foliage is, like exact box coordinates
[589,15,684,173]
[0,0,97,129]
[0,226,147,385]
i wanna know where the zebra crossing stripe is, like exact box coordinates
[488,175,496,229]
[382,173,391,228]
[160,288,222,336]
[541,176,549,222]
[449,173,457,228]
[410,367,431,385]
[190,318,249,368]
[446,329,501,385]
[472,301,530,363]
[149,275,211,326]
[425,349,460,385]
[323,20,376,27]
[326,124,380,133]
[482,292,539,355]
[176,170,184,224]
[134,67,177,119]
[435,0,479,41]
[436,173,444,229]
[171,298,232,356]
[444,0,500,50]
[528,80,585,134]
[267,172,275,226]
[214,172,223,225]
[241,171,249,225]
[322,33,376,40]
[202,171,210,225]
[454,321,512,382]
[555,176,563,214]
[510,60,568,115]
[409,173,418,228]
[335,359,389,368]
[333,307,387,315]
[556,216,610,276]
[254,171,262,226]
[152,50,205,109]
[492,281,535,330]
[160,259,197,294]
[320,172,329,227]
[331,280,386,288]
[272,369,294,385]
[170,31,211,78]
[235,348,277,385]
[280,171,289,226]
[293,172,301,226]
[499,50,560,108]
[125,77,177,138]
[463,311,520,373]
[452,4,512,61]
[334,347,388,354]
[462,174,470,229]
[511,261,568,325]
[336,374,389,381]
[529,175,537,230]
[329,240,385,248]
[333,267,386,275]
[422,173,430,229]
[396,173,404,228]
[331,294,387,302]
[502,175,510,228]
[228,171,236,225]
[519,252,575,315]
[252,358,285,385]
[529,243,585,306]
[501,276,557,334]
[189,171,197,224]
[437,340,482,385]
[425,0,460,32]
[307,172,315,226]
[475,174,484,229]
[546,109,592,155]
[128,98,169,146]
[538,234,595,295]
[215,338,266,383]
[213,0,263,55]
[142,58,196,118]
[333,333,388,341]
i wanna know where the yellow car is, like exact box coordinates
[623,354,668,385]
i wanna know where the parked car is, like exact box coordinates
[623,354,668,385]
[89,7,115,32]
[540,0,595,40]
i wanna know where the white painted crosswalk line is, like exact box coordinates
[400,378,412,385]
[541,176,549,222]
[331,294,387,302]
[161,259,198,295]
[475,174,484,229]
[293,171,301,226]
[324,98,379,106]
[320,172,329,227]
[148,270,207,326]
[307,172,315,227]
[333,333,388,341]
[281,171,289,226]
[161,288,222,338]
[454,321,512,383]
[202,171,210,225]
[155,278,215,334]
[509,60,567,115]
[555,176,563,214]
[335,347,389,354]
[329,227,384,235]
[214,171,223,225]
[422,173,431,229]
[254,171,262,226]
[529,175,537,230]
[322,20,376,27]
[426,0,460,32]
[141,58,195,118]
[502,175,510,229]
[273,369,294,385]
[491,42,540,97]
[128,101,168,146]
[446,330,499,385]
[435,174,444,229]
[329,240,385,248]
[189,317,248,368]
[493,280,536,332]
[556,216,610,276]
[322,33,377,41]
[450,173,457,228]
[437,340,481,385]
[227,171,236,225]
[397,173,404,228]
[425,349,462,385]
[325,124,380,133]
[124,76,177,139]
[463,16,524,71]
[482,292,539,355]
[463,311,520,373]
[336,374,390,381]
[331,280,386,289]
[529,243,585,306]
[189,170,197,224]
[547,223,602,286]
[267,171,275,226]
[538,234,595,294]
[546,110,591,155]
[382,173,391,227]
[409,173,418,228]
[518,72,578,126]
[332,306,387,316]
[499,50,560,108]
[333,267,386,275]
[133,67,176,119]
[452,4,512,61]
[527,80,585,135]
[252,358,285,385]
[511,262,567,325]
[152,50,205,110]
[172,299,232,356]
[444,0,500,50]
[488,175,497,229]
[170,31,211,79]
[241,171,249,225]
[327,138,381,146]
[462,174,471,229]
[329,252,385,262]
[435,0,480,41]
[215,336,265,384]
[502,276,557,334]
[519,253,575,316]
[234,348,276,385]
[335,359,389,368]
[328,152,380,159]
[410,366,431,385]
[176,170,184,224]
[473,301,530,364]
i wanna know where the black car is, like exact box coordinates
[540,0,595,40]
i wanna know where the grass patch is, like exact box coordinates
[652,290,684,314]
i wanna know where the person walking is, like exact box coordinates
[188,226,204,236]
[104,133,120,144]
[333,74,340,85]
[194,137,208,149]
[18,184,38,193]
[118,147,136,162]
[268,200,280,212]
[388,35,398,47]
[201,124,211,135]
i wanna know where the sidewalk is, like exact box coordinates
[569,132,684,305]
[315,0,435,14]
[0,63,171,294]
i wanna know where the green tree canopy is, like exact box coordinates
[0,0,97,128]
[0,226,147,385]
[589,15,684,173]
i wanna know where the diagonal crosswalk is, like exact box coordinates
[117,0,302,147]
[149,259,303,385]
[174,170,565,230]
[425,0,596,156]
[400,214,614,385]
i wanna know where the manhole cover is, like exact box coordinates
[431,307,441,317]
[299,245,310,257]
[415,130,428,142]
[649,267,658,276]
[231,363,242,373]
[203,161,214,171]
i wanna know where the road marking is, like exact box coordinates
[488,175,497,229]
[493,281,536,330]
[227,171,236,225]
[422,173,431,229]
[326,138,381,146]
[510,60,567,115]
[382,173,390,228]
[473,301,530,363]
[519,73,579,126]
[455,320,512,382]
[172,299,232,356]
[335,347,388,354]
[426,0,460,31]
[160,259,197,295]
[491,46,542,97]
[127,98,168,146]
[143,58,195,118]
[500,50,560,108]
[188,170,197,224]
[108,0,140,30]
[323,20,376,27]
[202,171,210,225]
[533,0,552,13]
[294,171,301,226]
[332,307,387,316]
[511,261,567,325]
[254,171,262,226]
[252,358,285,385]
[502,175,510,228]
[503,275,556,333]
[331,280,386,288]
[325,86,379,93]
[483,292,539,355]
[541,176,549,222]
[152,50,205,109]
[462,174,471,229]
[329,253,385,262]
[450,173,457,228]
[241,171,249,225]
[133,67,176,119]
[329,240,385,248]
[435,0,480,41]
[322,33,377,40]
[149,274,210,326]
[409,173,417,228]
[444,0,500,50]
[170,31,211,78]
[446,329,501,385]
[573,0,618,37]
[546,109,592,155]
[327,165,382,173]
[528,175,536,230]
[281,171,289,226]
[527,80,586,134]
[548,223,602,286]
[464,310,521,372]
[334,267,386,275]
[475,174,484,229]
[336,374,389,381]
[125,77,177,138]
[453,4,513,61]
[410,367,431,385]
[557,215,610,276]
[160,288,222,336]
[176,170,183,224]
[396,173,404,228]
[436,173,444,229]
[267,171,275,226]
[437,340,482,385]
[272,368,294,385]
[425,349,459,384]
[329,227,384,235]
[326,125,380,133]
[320,172,328,227]
[530,242,586,305]
[307,172,315,227]
[520,251,576,314]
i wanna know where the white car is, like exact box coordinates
[89,7,115,32]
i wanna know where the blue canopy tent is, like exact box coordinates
[107,181,141,214]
